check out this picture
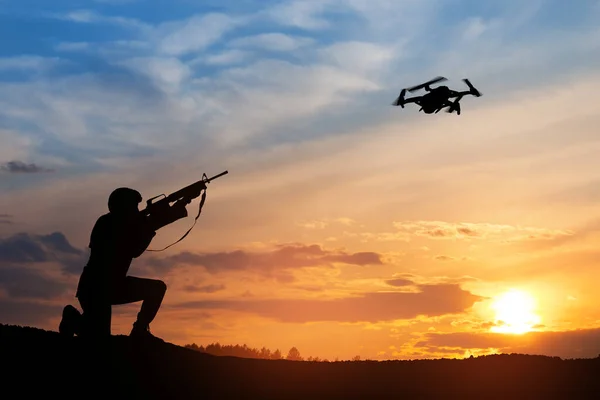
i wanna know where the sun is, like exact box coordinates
[489,289,541,334]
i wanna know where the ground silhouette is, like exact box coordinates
[2,323,599,399]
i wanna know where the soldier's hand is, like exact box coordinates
[176,198,191,206]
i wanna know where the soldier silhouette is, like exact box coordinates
[59,187,190,341]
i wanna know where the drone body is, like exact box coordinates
[392,76,482,115]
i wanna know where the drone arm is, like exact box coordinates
[399,95,422,104]
[456,86,482,98]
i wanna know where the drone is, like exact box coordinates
[392,76,482,115]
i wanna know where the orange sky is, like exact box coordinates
[2,1,600,361]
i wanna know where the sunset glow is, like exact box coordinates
[2,0,600,362]
[490,290,541,334]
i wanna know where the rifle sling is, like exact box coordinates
[147,190,207,252]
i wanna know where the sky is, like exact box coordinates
[2,0,600,361]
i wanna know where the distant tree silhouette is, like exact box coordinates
[186,343,200,351]
[287,347,303,361]
[183,342,339,362]
[260,346,271,359]
[352,355,361,361]
[185,342,298,360]
[271,348,282,360]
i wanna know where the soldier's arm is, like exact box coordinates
[147,200,189,232]
[131,221,156,258]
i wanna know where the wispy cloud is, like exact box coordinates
[229,33,314,52]
[0,231,83,264]
[392,221,574,242]
[54,42,90,52]
[296,217,356,229]
[58,9,150,31]
[199,49,250,65]
[174,283,485,323]
[0,56,61,71]
[418,328,600,359]
[0,231,85,326]
[184,284,226,293]
[265,0,332,30]
[0,161,55,174]
[153,13,243,56]
[145,243,383,283]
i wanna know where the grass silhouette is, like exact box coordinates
[2,323,600,399]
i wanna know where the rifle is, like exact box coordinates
[142,170,228,251]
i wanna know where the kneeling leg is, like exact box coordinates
[112,276,167,331]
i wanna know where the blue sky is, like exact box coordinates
[1,0,599,191]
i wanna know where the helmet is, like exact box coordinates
[108,187,142,214]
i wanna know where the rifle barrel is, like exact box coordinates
[207,170,228,182]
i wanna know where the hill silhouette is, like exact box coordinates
[2,324,600,399]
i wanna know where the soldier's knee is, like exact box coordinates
[156,280,167,295]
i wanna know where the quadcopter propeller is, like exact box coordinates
[463,79,482,97]
[391,89,407,107]
[407,76,447,93]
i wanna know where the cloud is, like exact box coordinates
[418,328,600,359]
[0,231,85,274]
[52,9,244,57]
[0,56,61,72]
[0,232,80,315]
[229,33,314,52]
[191,58,381,144]
[154,13,242,56]
[119,57,192,92]
[265,0,332,30]
[173,283,485,323]
[0,214,13,225]
[460,16,501,41]
[385,278,414,287]
[146,243,384,280]
[296,220,329,229]
[434,255,456,262]
[0,266,70,299]
[0,161,54,174]
[296,218,356,229]
[184,284,226,293]
[0,130,34,165]
[61,10,97,23]
[318,41,397,75]
[55,42,90,52]
[199,49,250,65]
[392,221,574,242]
[58,9,150,31]
[342,220,574,246]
